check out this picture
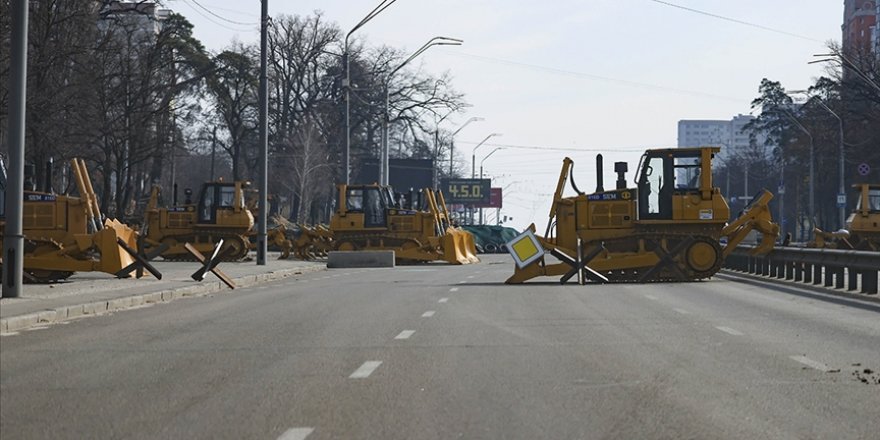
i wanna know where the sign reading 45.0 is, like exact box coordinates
[440,178,491,204]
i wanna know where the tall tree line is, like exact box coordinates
[720,43,880,237]
[0,2,467,224]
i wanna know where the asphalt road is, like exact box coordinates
[2,255,879,439]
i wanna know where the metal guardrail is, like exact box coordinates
[723,245,879,295]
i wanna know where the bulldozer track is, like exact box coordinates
[590,230,724,283]
[11,238,76,283]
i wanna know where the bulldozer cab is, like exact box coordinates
[854,184,880,214]
[339,185,396,228]
[197,182,246,224]
[636,147,716,221]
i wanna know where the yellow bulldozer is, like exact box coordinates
[328,184,479,264]
[810,183,879,251]
[0,158,140,283]
[141,180,254,261]
[506,147,780,284]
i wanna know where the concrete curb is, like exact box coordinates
[1,265,325,334]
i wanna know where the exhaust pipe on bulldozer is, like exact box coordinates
[595,154,604,193]
[615,161,628,190]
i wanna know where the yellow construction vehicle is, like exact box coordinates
[811,183,879,251]
[142,181,254,261]
[506,147,779,284]
[329,184,479,264]
[0,159,139,282]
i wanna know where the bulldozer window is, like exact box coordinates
[219,186,235,208]
[674,157,701,190]
[199,186,215,223]
[364,188,386,228]
[861,189,880,212]
[638,154,674,220]
[645,156,664,215]
[346,189,364,211]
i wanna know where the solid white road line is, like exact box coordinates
[449,287,459,292]
[277,427,314,440]
[421,310,436,318]
[673,308,690,315]
[438,297,449,303]
[349,361,382,379]
[715,326,744,336]
[395,330,415,340]
[789,355,830,372]
[644,294,658,300]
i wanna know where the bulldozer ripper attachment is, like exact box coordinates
[720,190,780,257]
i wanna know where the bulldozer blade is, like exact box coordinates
[94,219,139,276]
[439,228,480,265]
[440,233,470,265]
[459,230,480,263]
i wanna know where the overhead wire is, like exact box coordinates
[646,0,822,43]
[178,0,256,31]
[439,51,745,103]
[188,0,259,26]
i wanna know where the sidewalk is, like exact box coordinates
[0,253,325,333]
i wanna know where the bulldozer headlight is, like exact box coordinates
[506,229,545,269]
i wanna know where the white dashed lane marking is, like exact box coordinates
[277,427,314,440]
[673,308,690,315]
[715,326,744,336]
[438,298,449,303]
[395,330,415,340]
[449,287,459,292]
[349,361,383,379]
[421,311,436,318]
[644,294,658,300]
[790,355,831,372]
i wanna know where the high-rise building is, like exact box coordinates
[842,0,877,55]
[677,114,759,163]
[875,1,880,55]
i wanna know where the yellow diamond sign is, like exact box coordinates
[506,229,545,269]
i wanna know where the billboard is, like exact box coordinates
[440,178,491,204]
[475,187,502,208]
[357,159,435,191]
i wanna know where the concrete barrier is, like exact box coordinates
[327,251,395,268]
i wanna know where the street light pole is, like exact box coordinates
[772,106,815,239]
[479,147,504,225]
[345,0,399,185]
[471,133,501,178]
[256,0,269,265]
[791,91,846,229]
[381,36,462,186]
[449,117,484,176]
[2,0,28,298]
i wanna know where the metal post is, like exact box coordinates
[343,48,351,185]
[256,0,268,265]
[808,137,814,236]
[779,149,784,238]
[837,117,845,229]
[380,85,390,186]
[2,0,27,298]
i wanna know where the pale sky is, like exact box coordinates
[167,0,842,230]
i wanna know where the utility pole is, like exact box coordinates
[256,0,268,265]
[3,0,27,298]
